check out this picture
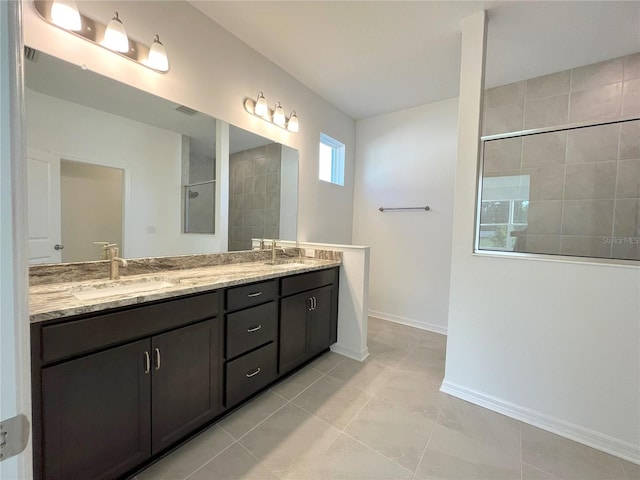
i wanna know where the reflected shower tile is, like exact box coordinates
[524,94,569,129]
[570,83,622,123]
[571,57,624,91]
[612,241,640,261]
[526,201,563,235]
[567,123,620,164]
[613,199,640,237]
[616,160,640,198]
[522,165,565,200]
[564,162,617,200]
[515,234,561,255]
[560,236,612,258]
[265,173,280,193]
[624,52,640,81]
[485,82,526,108]
[526,70,571,100]
[483,137,522,173]
[619,121,640,159]
[562,200,614,236]
[254,174,266,193]
[622,77,640,116]
[522,132,567,168]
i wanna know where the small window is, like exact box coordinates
[319,133,345,186]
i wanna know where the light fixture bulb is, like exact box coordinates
[273,102,286,126]
[255,92,268,117]
[103,11,129,53]
[287,111,299,132]
[50,0,82,31]
[147,35,169,71]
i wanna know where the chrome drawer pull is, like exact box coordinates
[155,348,161,370]
[144,351,150,374]
[247,292,262,298]
[247,325,262,333]
[246,368,261,378]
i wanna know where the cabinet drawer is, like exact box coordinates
[281,268,337,297]
[226,302,277,359]
[226,279,278,312]
[226,342,277,407]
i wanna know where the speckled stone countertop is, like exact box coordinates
[30,249,341,323]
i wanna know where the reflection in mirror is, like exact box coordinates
[24,49,298,264]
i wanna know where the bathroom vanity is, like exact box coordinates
[29,252,340,480]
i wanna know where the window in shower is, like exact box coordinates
[477,118,640,261]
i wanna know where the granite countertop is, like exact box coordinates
[30,257,341,323]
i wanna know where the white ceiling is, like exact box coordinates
[190,1,640,120]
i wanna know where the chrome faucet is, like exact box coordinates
[105,244,128,280]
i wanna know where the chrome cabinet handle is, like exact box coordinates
[247,292,262,298]
[144,351,150,374]
[54,244,64,250]
[246,367,261,378]
[155,348,161,370]
[247,325,262,333]
[308,298,313,311]
[313,297,317,310]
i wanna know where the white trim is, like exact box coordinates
[369,310,448,336]
[440,380,640,465]
[331,344,369,362]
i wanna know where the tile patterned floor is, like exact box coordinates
[135,317,640,480]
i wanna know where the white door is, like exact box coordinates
[26,147,61,264]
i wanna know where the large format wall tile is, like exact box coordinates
[563,162,617,200]
[526,71,571,100]
[566,123,620,163]
[613,199,640,237]
[526,201,563,235]
[483,137,522,172]
[522,131,567,168]
[522,166,565,201]
[616,159,640,198]
[619,120,640,159]
[524,94,569,129]
[570,57,624,91]
[624,52,640,81]
[621,77,640,116]
[560,236,612,258]
[515,234,561,255]
[569,83,623,123]
[561,200,614,237]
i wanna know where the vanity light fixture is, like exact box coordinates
[243,93,299,133]
[50,0,81,31]
[34,0,170,73]
[103,12,129,53]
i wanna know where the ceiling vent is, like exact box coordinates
[175,105,197,116]
[24,46,40,62]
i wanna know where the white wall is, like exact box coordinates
[353,98,458,334]
[23,0,356,246]
[443,10,640,463]
[25,89,228,258]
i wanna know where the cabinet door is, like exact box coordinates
[41,339,151,480]
[151,318,220,453]
[308,285,335,356]
[279,292,311,374]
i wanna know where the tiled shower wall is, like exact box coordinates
[229,144,281,251]
[482,52,640,260]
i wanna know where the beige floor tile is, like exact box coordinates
[368,316,391,337]
[327,357,395,395]
[418,332,448,349]
[137,426,235,480]
[621,459,640,480]
[219,390,287,439]
[397,346,446,383]
[374,328,423,350]
[270,365,324,400]
[375,369,445,419]
[367,338,411,368]
[438,396,521,457]
[292,374,372,429]
[523,462,563,479]
[187,443,277,480]
[521,424,628,480]
[346,396,435,471]
[239,403,341,479]
[303,434,414,480]
[307,350,346,373]
[417,423,521,480]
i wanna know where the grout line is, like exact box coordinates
[182,439,239,480]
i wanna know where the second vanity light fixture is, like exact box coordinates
[35,0,170,72]
[244,92,299,133]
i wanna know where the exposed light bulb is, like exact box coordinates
[254,92,268,117]
[50,0,82,31]
[103,11,129,53]
[287,111,299,132]
[273,102,285,126]
[146,35,169,71]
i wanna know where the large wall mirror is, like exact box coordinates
[24,49,298,264]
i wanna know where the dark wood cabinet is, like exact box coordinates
[279,292,311,374]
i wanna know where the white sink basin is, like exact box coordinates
[71,277,178,301]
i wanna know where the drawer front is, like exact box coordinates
[225,342,277,407]
[226,279,278,312]
[40,291,219,365]
[226,302,277,359]
[281,267,337,297]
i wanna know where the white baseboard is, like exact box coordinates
[331,343,369,362]
[440,380,640,465]
[368,310,447,336]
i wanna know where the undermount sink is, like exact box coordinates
[71,276,179,301]
[265,259,308,267]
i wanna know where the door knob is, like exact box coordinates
[54,244,64,250]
